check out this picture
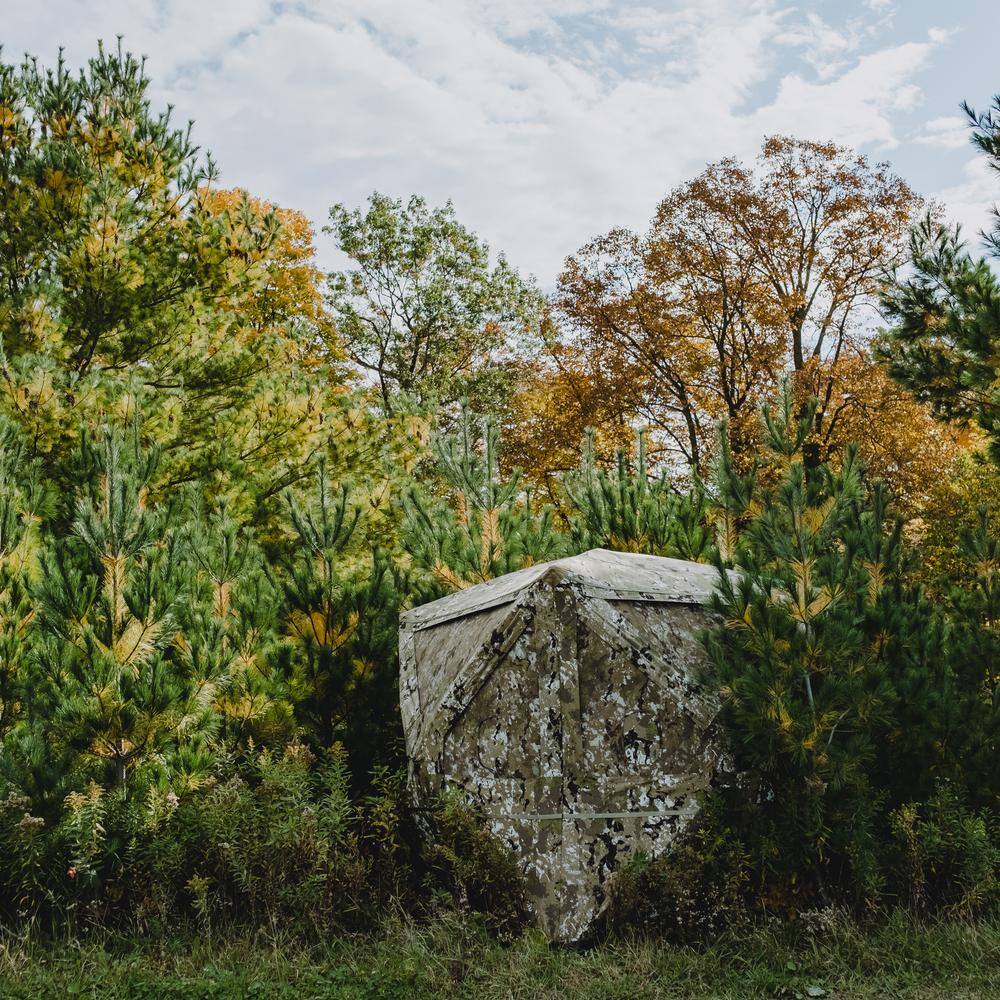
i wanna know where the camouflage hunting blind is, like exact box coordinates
[399,548,727,943]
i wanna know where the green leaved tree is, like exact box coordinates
[326,193,542,416]
[0,420,49,737]
[28,426,218,797]
[929,509,1000,808]
[278,460,404,779]
[879,99,1000,464]
[183,501,295,750]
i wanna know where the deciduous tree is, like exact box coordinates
[534,137,944,509]
[500,340,636,499]
[326,193,542,416]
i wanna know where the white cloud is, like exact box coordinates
[737,37,939,152]
[913,115,970,150]
[1,2,984,284]
[927,26,959,45]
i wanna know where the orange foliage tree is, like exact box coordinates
[516,136,960,512]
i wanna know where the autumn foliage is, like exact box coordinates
[509,137,966,521]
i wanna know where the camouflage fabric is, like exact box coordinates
[399,548,726,943]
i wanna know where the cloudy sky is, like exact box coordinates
[5,1,999,284]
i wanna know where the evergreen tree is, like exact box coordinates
[0,42,337,520]
[707,418,761,564]
[28,426,220,796]
[702,383,945,903]
[879,218,1000,460]
[0,419,49,737]
[928,509,1000,808]
[879,100,1000,464]
[279,460,403,779]
[403,405,564,594]
[184,500,294,750]
[564,429,712,560]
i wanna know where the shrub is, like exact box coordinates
[888,783,1000,917]
[602,803,751,944]
[0,741,421,937]
[136,743,375,934]
[421,794,530,940]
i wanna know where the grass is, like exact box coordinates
[0,912,997,999]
